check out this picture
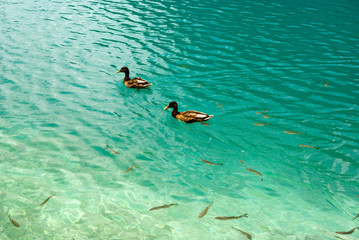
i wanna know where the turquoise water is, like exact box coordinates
[1,0,359,239]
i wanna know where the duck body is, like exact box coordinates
[117,67,152,89]
[164,101,213,123]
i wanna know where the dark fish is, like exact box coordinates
[149,203,177,211]
[215,213,248,220]
[125,165,138,173]
[247,168,263,181]
[198,202,213,218]
[353,213,359,220]
[335,227,358,235]
[40,193,56,206]
[298,144,318,149]
[200,123,210,126]
[8,215,20,227]
[232,226,252,240]
[114,112,121,118]
[181,64,190,68]
[200,159,223,166]
[239,160,246,166]
[284,131,303,134]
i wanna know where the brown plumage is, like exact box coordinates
[116,67,152,89]
[163,101,213,123]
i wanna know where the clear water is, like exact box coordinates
[1,0,359,239]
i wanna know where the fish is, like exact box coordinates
[200,159,223,166]
[262,114,277,118]
[335,227,358,235]
[253,123,269,126]
[125,165,138,173]
[181,64,190,68]
[246,168,263,181]
[239,160,246,166]
[324,82,329,87]
[198,201,213,218]
[256,110,268,114]
[40,193,56,206]
[353,213,359,220]
[196,84,204,88]
[232,226,252,240]
[215,213,248,220]
[298,144,318,149]
[105,145,120,155]
[283,131,303,134]
[8,215,20,227]
[113,112,121,118]
[216,103,224,109]
[149,203,177,211]
[116,134,131,139]
[200,123,210,126]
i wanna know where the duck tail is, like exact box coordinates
[205,115,214,121]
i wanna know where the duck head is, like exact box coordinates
[163,101,178,110]
[116,67,129,73]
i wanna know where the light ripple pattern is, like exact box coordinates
[0,0,359,239]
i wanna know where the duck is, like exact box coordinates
[163,101,213,123]
[116,67,152,90]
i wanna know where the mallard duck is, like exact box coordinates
[116,67,152,89]
[163,101,213,123]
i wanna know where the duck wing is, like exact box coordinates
[132,77,152,88]
[125,77,152,88]
[177,110,213,123]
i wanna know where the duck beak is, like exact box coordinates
[163,105,170,110]
[116,70,122,73]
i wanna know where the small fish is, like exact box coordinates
[181,64,190,68]
[262,114,277,118]
[200,123,210,126]
[216,103,224,109]
[298,144,318,149]
[353,213,359,220]
[239,160,246,166]
[105,145,120,155]
[232,226,252,240]
[116,134,131,138]
[200,159,223,166]
[114,112,121,118]
[284,131,303,134]
[253,123,269,126]
[196,84,204,88]
[125,165,138,173]
[198,201,213,218]
[215,213,248,220]
[149,203,177,211]
[40,193,56,206]
[8,215,20,227]
[246,168,263,181]
[256,110,268,114]
[324,82,329,87]
[335,227,358,235]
